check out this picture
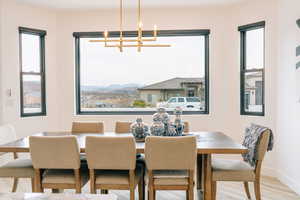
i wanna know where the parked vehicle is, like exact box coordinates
[158,97,204,110]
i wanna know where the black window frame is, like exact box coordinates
[239,21,265,116]
[19,27,47,117]
[73,29,210,115]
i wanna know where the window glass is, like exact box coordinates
[21,34,41,73]
[22,75,42,113]
[178,98,185,103]
[244,71,263,113]
[77,32,209,114]
[246,29,264,70]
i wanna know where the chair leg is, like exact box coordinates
[12,178,19,192]
[186,190,189,200]
[31,178,35,192]
[130,188,135,200]
[212,181,217,200]
[138,178,143,200]
[254,180,261,200]
[243,182,251,199]
[188,188,194,200]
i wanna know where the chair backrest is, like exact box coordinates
[184,122,189,133]
[86,136,136,170]
[0,124,17,145]
[145,136,197,170]
[115,121,132,133]
[257,130,271,161]
[29,136,80,169]
[72,122,104,134]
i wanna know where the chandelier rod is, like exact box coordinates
[119,0,123,52]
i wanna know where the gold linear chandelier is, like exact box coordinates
[89,0,171,52]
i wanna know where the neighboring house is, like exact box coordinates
[244,72,263,112]
[24,91,41,108]
[138,77,205,106]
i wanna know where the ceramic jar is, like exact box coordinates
[130,118,149,141]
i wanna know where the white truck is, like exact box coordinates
[158,97,204,110]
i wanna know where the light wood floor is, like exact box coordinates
[0,176,299,200]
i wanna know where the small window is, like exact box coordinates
[239,21,265,116]
[187,97,200,102]
[147,94,152,103]
[168,98,177,103]
[178,98,185,103]
[19,27,47,117]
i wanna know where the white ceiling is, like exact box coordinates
[17,0,246,10]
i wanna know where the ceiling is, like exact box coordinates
[17,0,246,9]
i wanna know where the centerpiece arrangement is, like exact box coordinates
[130,107,185,141]
[150,107,185,136]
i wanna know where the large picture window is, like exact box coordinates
[239,21,265,116]
[74,30,210,115]
[19,27,46,117]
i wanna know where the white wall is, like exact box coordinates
[277,0,300,195]
[0,0,3,124]
[0,0,60,137]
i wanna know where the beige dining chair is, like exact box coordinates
[72,122,104,134]
[211,130,271,200]
[145,136,197,200]
[115,121,132,133]
[29,136,89,193]
[0,124,35,192]
[85,136,143,200]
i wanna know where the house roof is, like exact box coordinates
[138,77,204,90]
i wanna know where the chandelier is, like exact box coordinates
[90,0,171,52]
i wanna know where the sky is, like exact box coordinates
[80,36,206,86]
[21,29,264,86]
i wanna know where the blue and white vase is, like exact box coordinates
[130,118,149,141]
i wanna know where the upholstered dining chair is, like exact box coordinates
[184,122,190,133]
[72,122,104,134]
[29,136,89,193]
[0,124,35,192]
[85,136,143,200]
[211,130,271,200]
[145,136,197,200]
[115,121,132,133]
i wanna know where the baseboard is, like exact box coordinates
[278,171,300,196]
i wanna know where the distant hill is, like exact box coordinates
[82,83,144,92]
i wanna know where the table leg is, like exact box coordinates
[204,154,212,200]
[197,154,202,190]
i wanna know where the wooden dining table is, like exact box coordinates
[0,131,247,200]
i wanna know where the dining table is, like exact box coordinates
[0,131,248,200]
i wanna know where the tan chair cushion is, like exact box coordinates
[86,136,136,170]
[95,167,142,185]
[0,159,34,178]
[153,170,189,186]
[29,136,81,170]
[115,122,132,133]
[42,169,89,185]
[145,136,197,170]
[212,159,255,181]
[72,122,104,134]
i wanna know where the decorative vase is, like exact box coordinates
[165,122,178,136]
[173,106,185,135]
[130,118,149,142]
[150,121,165,136]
